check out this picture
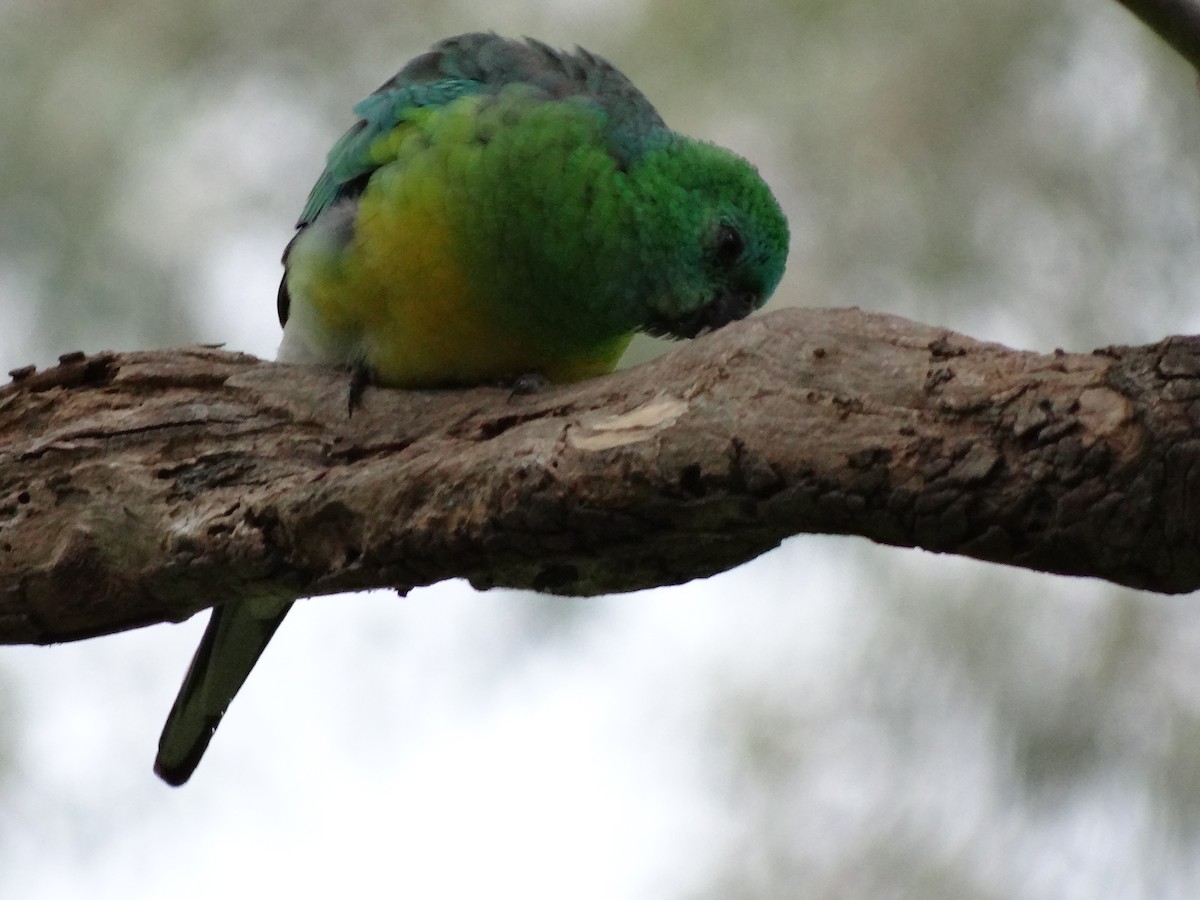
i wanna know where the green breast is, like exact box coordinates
[293,88,651,386]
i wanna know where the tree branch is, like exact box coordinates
[1115,0,1200,72]
[2,307,1199,645]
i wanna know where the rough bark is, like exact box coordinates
[2,307,1199,645]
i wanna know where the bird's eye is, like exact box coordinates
[714,224,744,266]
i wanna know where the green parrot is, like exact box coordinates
[154,32,789,785]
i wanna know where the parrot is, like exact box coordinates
[154,32,789,786]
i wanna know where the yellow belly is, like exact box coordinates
[304,199,628,386]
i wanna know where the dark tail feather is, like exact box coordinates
[155,599,293,786]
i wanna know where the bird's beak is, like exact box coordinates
[643,289,761,340]
[700,289,757,332]
[668,289,758,339]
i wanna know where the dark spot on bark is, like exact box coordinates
[929,336,967,359]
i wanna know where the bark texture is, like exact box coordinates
[2,307,1199,645]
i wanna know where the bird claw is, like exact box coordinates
[348,363,374,415]
[504,371,551,399]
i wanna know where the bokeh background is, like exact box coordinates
[4,1,1200,897]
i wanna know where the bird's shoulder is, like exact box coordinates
[297,34,669,227]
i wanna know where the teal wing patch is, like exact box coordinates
[298,80,478,226]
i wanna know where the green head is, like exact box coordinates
[631,138,789,339]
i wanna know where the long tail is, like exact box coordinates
[154,599,293,786]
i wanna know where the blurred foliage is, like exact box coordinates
[698,558,1200,897]
[4,0,1200,897]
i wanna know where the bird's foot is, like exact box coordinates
[502,372,551,398]
[348,362,374,415]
